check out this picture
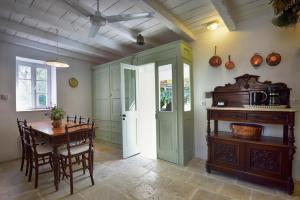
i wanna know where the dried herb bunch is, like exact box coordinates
[270,0,300,27]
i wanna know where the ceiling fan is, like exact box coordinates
[65,0,154,38]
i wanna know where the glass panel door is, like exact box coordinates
[121,64,139,158]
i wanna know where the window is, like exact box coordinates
[158,64,173,112]
[183,63,191,111]
[16,57,57,111]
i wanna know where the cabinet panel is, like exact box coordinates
[246,143,288,178]
[111,122,122,133]
[110,63,121,98]
[211,139,241,169]
[111,132,122,144]
[94,66,110,99]
[96,120,111,131]
[111,98,121,121]
[94,99,110,120]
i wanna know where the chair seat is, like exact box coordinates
[36,144,52,155]
[59,144,90,156]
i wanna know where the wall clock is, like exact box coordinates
[69,77,78,88]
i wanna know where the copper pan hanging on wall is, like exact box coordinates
[250,53,263,67]
[225,55,235,70]
[266,52,281,66]
[209,46,222,67]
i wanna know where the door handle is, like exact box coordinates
[122,114,126,117]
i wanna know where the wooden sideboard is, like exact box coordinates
[206,74,296,194]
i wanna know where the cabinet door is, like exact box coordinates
[211,139,242,169]
[245,143,288,178]
[94,66,110,120]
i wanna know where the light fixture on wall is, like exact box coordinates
[46,29,69,68]
[207,21,219,31]
[136,34,145,46]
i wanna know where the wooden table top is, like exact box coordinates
[30,120,90,137]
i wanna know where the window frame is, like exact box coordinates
[16,60,54,111]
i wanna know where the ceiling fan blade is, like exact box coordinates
[106,12,154,23]
[88,24,101,37]
[62,0,93,17]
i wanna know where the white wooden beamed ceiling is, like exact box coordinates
[0,0,272,64]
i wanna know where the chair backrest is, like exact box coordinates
[67,115,77,123]
[23,126,38,155]
[64,122,94,155]
[79,116,90,124]
[17,118,27,145]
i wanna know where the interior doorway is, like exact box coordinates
[137,63,157,159]
[120,63,157,160]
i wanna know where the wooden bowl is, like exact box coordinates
[230,123,263,140]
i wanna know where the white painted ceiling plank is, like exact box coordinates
[0,32,104,64]
[0,0,134,56]
[129,0,196,41]
[0,17,117,59]
[210,0,236,31]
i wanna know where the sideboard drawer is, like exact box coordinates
[210,111,246,121]
[247,113,288,124]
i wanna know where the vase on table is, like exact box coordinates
[52,119,62,128]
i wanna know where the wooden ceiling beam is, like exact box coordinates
[129,0,196,41]
[210,0,236,31]
[0,32,104,64]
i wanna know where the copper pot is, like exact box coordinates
[209,46,222,67]
[266,52,281,66]
[225,55,235,70]
[230,123,263,140]
[250,53,263,67]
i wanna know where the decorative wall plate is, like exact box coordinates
[69,77,78,88]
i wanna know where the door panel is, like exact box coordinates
[121,64,139,158]
[156,58,178,164]
[111,98,121,121]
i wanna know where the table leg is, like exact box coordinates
[52,146,60,191]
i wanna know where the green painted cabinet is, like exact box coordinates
[93,41,194,165]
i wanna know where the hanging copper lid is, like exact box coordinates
[266,52,281,66]
[250,53,263,67]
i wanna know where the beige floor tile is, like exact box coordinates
[188,173,224,193]
[13,190,41,200]
[159,165,192,182]
[219,183,251,200]
[191,188,233,200]
[129,182,158,199]
[138,171,173,188]
[105,173,142,193]
[146,189,185,200]
[80,183,130,200]
[251,190,286,200]
[162,179,198,199]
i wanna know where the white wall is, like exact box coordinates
[0,41,93,162]
[193,13,300,180]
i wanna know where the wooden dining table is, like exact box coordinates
[30,120,92,191]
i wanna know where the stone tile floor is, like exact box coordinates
[0,140,299,200]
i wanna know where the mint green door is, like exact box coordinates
[156,58,178,164]
[121,64,139,158]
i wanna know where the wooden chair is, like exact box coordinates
[79,116,90,124]
[67,115,77,123]
[23,126,53,188]
[59,122,95,194]
[17,119,28,173]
